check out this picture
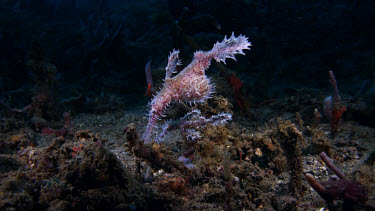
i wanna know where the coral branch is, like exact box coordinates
[328,70,341,105]
[323,70,346,136]
[305,173,326,197]
[305,152,368,206]
[319,152,345,179]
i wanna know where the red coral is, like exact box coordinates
[71,144,84,157]
[42,127,68,137]
[41,112,74,137]
[331,105,346,133]
[323,71,346,135]
[227,73,249,112]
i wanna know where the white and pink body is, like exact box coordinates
[142,33,251,143]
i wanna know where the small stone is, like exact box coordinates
[255,148,263,157]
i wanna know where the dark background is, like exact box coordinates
[1,0,374,124]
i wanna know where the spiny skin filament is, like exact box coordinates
[142,33,251,143]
